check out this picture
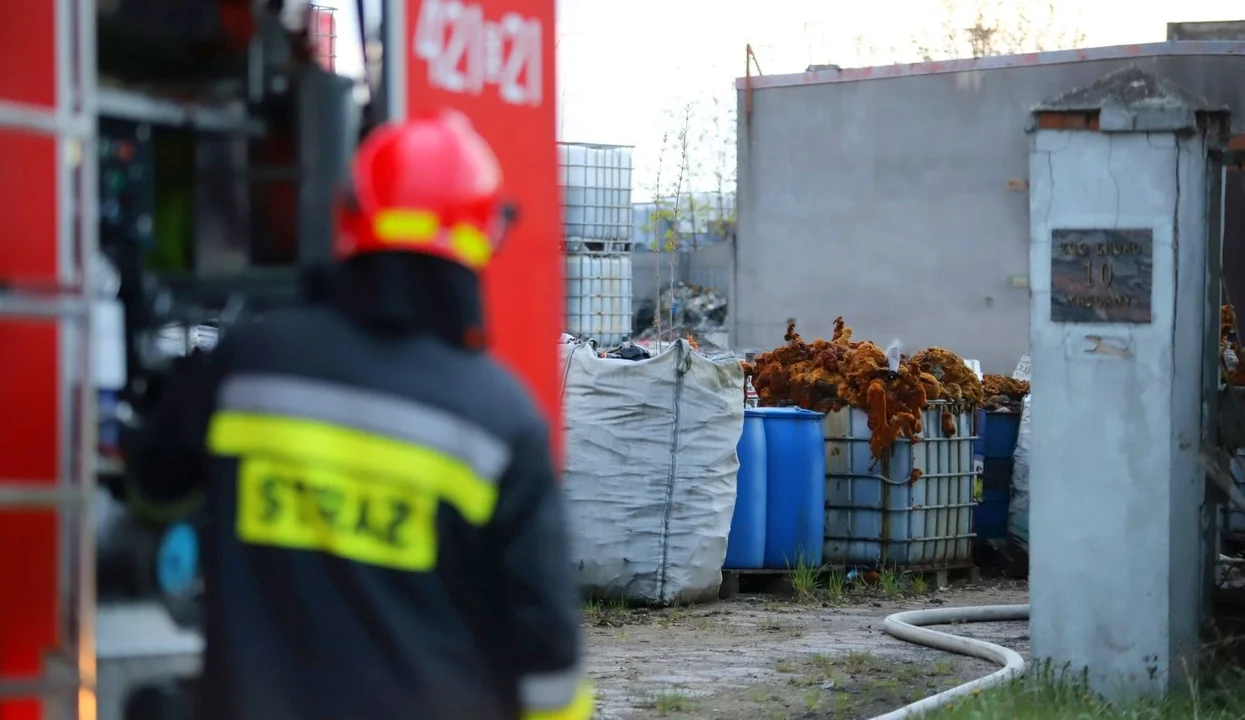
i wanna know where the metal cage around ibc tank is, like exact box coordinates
[559,143,635,346]
[822,401,978,569]
[564,253,633,347]
[558,142,634,251]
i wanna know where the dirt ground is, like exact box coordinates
[584,580,1029,720]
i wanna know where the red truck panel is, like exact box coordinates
[0,4,63,720]
[0,3,56,108]
[405,0,563,459]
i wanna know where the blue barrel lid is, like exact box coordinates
[746,406,825,419]
[156,522,199,596]
[979,408,1023,417]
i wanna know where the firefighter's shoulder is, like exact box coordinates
[219,304,548,444]
[429,339,549,445]
[463,352,544,423]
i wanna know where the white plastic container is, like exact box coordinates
[558,143,633,245]
[564,252,633,347]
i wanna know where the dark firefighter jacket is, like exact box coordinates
[130,254,591,720]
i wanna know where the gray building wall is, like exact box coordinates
[734,43,1245,370]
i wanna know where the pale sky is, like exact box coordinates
[322,0,1242,193]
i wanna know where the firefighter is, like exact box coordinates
[129,109,593,720]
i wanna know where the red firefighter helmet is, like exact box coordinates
[334,110,513,270]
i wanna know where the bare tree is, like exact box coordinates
[852,34,900,67]
[668,104,693,340]
[646,130,671,347]
[638,89,741,348]
[640,90,739,347]
[647,103,691,350]
[703,93,737,249]
[914,0,1086,61]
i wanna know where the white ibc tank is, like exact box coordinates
[565,252,633,347]
[558,143,633,245]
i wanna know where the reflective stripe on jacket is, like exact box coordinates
[520,668,594,719]
[131,303,588,720]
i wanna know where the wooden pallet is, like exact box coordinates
[719,569,799,599]
[894,564,981,588]
[718,564,981,599]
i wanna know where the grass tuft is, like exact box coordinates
[925,662,1245,720]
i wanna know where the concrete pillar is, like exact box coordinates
[1026,67,1229,697]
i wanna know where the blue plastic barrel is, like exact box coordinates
[725,409,767,569]
[981,457,1014,490]
[757,407,826,569]
[974,488,1010,540]
[975,409,1022,459]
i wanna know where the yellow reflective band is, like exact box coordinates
[374,209,439,244]
[208,411,499,570]
[449,224,493,269]
[372,209,493,269]
[523,681,595,720]
[210,412,497,523]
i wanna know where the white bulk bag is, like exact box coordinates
[560,339,744,605]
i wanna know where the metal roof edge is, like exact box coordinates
[732,41,1245,91]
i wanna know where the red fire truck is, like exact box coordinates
[0,1,559,718]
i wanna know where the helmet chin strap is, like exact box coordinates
[338,179,360,213]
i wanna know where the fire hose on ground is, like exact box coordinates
[866,604,1030,720]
